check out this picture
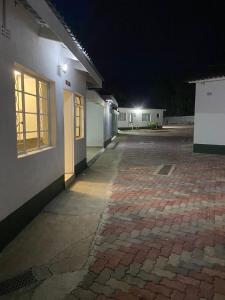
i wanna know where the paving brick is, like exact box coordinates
[215,278,225,296]
[124,274,145,288]
[161,278,186,292]
[199,281,214,300]
[90,282,114,297]
[112,265,128,280]
[127,263,141,276]
[142,258,155,272]
[171,290,185,300]
[72,287,96,300]
[137,270,161,283]
[153,267,175,279]
[130,287,156,300]
[107,278,130,292]
[145,282,172,297]
[96,268,113,284]
[80,272,98,289]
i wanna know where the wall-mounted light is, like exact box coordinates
[61,63,68,73]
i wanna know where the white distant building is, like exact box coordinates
[118,107,165,129]
[190,76,225,154]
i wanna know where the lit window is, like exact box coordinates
[118,112,126,121]
[142,113,151,121]
[14,69,50,155]
[75,95,84,138]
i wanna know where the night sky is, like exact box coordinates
[51,0,225,114]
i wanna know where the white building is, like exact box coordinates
[86,91,118,162]
[118,107,165,129]
[190,76,225,154]
[0,0,103,250]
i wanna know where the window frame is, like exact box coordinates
[14,68,51,156]
[118,112,126,121]
[74,94,84,139]
[142,113,151,122]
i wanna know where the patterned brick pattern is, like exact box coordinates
[71,134,225,300]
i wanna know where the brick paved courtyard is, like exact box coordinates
[70,128,225,300]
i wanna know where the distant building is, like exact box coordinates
[118,107,165,129]
[190,76,225,154]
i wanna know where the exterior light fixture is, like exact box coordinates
[62,64,68,73]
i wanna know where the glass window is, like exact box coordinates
[142,113,151,122]
[118,112,126,121]
[157,113,160,118]
[75,95,84,139]
[14,69,51,155]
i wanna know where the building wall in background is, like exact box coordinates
[194,80,225,151]
[118,107,164,128]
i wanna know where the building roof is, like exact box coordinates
[189,76,225,83]
[19,0,102,88]
[187,65,225,83]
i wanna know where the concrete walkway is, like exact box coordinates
[0,140,122,300]
[2,126,225,299]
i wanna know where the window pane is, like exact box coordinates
[15,91,23,112]
[17,132,24,153]
[24,74,36,95]
[39,81,48,99]
[40,131,49,147]
[40,114,48,131]
[16,112,24,133]
[75,96,81,105]
[25,94,37,113]
[14,71,22,91]
[76,127,80,137]
[76,107,80,117]
[25,113,37,132]
[39,98,48,114]
[26,132,38,151]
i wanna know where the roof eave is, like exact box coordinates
[26,0,102,88]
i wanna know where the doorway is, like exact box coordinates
[64,90,75,183]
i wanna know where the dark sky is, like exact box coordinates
[51,0,225,109]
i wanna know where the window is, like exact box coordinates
[157,113,160,118]
[129,113,136,123]
[75,95,84,138]
[118,112,126,121]
[142,113,151,122]
[15,69,50,155]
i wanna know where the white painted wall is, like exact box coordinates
[104,103,113,143]
[194,80,225,145]
[86,101,104,147]
[164,116,194,125]
[0,1,100,222]
[118,107,164,128]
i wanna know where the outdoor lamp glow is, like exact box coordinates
[62,63,68,73]
[134,107,142,114]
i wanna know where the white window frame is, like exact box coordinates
[14,68,51,156]
[75,94,84,139]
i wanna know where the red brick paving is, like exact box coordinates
[72,130,225,299]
